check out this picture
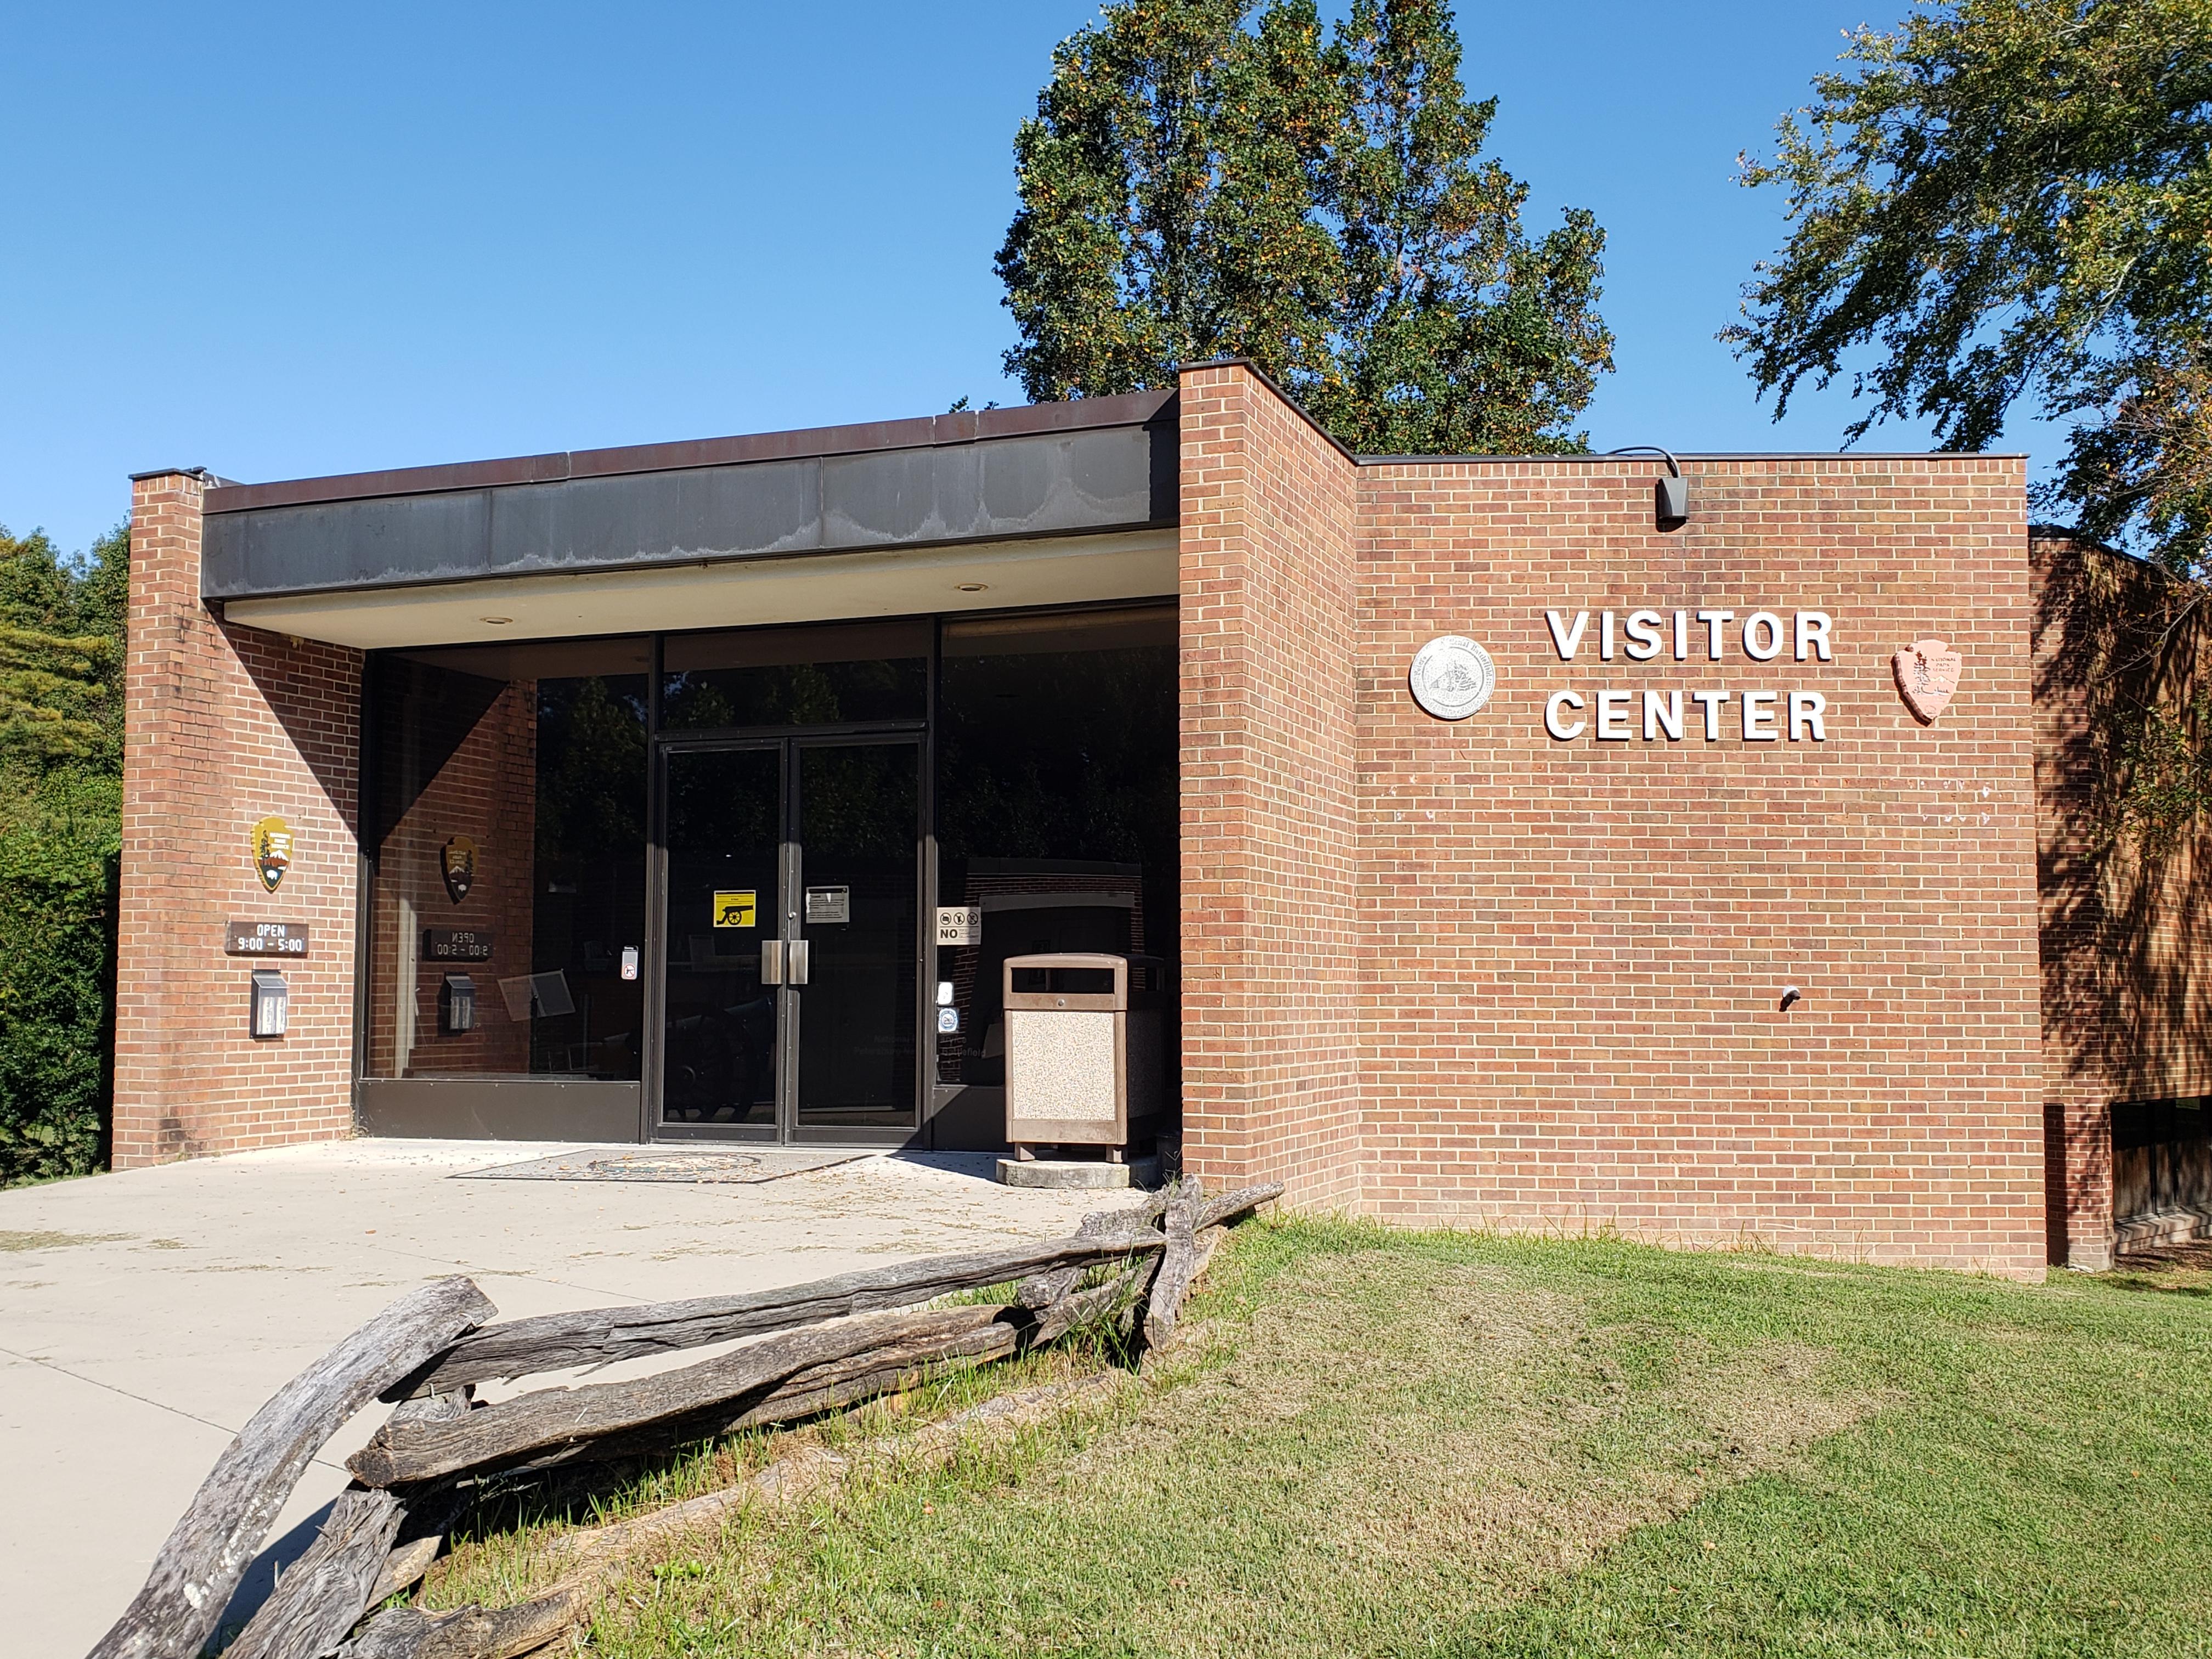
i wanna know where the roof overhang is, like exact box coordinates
[200,392,1180,642]
[222,527,1180,650]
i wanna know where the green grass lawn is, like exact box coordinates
[425,1222,2212,1657]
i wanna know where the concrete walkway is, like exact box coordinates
[0,1139,1108,1658]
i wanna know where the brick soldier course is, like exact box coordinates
[114,365,2208,1280]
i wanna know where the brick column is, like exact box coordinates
[1177,364,1364,1206]
[2046,1099,2115,1270]
[114,471,365,1166]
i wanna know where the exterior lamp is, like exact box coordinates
[1606,445,1688,529]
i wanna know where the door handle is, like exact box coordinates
[787,939,810,985]
[760,939,785,985]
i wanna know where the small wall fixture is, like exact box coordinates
[1779,985,1802,1013]
[1605,445,1689,529]
[441,972,477,1034]
[248,969,289,1038]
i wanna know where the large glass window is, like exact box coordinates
[366,637,648,1080]
[662,621,928,730]
[934,606,1180,1088]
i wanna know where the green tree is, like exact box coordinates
[997,0,1613,455]
[0,527,113,763]
[0,523,128,1184]
[1726,0,2212,574]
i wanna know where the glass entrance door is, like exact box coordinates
[793,742,919,1135]
[660,746,781,1130]
[656,738,919,1141]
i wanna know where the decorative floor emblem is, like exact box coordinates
[1409,635,1497,720]
[1892,638,1963,724]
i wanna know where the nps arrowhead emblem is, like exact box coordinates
[1892,639,1963,725]
[441,835,478,904]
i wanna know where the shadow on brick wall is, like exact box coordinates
[2034,535,2212,1260]
[229,623,366,826]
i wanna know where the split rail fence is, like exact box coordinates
[86,1176,1279,1659]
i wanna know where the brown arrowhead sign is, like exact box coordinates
[1892,638,1963,724]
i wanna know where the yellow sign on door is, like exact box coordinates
[712,890,757,929]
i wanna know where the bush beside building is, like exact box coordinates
[0,524,126,1185]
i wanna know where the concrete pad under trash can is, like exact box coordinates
[997,1155,1163,1190]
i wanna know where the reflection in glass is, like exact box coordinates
[934,606,1180,1090]
[366,638,648,1081]
[661,748,781,1125]
[796,743,919,1131]
[663,622,927,730]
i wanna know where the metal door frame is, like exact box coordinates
[648,728,926,1146]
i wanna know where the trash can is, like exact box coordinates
[1002,952,1165,1156]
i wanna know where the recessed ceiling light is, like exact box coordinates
[955,583,988,593]
[479,616,514,625]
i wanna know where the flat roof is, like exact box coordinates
[202,390,1177,516]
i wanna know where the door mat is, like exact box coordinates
[455,1149,873,1185]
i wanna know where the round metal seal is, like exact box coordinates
[1408,635,1497,720]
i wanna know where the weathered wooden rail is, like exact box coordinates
[85,1177,1278,1659]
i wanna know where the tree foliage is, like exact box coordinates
[997,0,1613,455]
[1727,0,2212,574]
[0,523,127,1184]
[0,526,122,764]
[2109,687,2212,848]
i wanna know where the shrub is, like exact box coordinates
[0,815,116,1183]
[0,522,126,1186]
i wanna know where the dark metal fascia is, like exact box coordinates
[201,389,1179,517]
[205,515,1176,607]
[1353,450,2033,465]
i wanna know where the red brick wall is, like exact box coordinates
[2032,534,2212,1266]
[113,473,363,1165]
[119,381,2068,1279]
[1178,365,1364,1206]
[1179,364,2045,1276]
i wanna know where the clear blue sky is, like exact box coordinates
[1,2,2062,559]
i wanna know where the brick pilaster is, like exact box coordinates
[1177,364,1365,1206]
[2045,1099,2115,1269]
[113,472,364,1165]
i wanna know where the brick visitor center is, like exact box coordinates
[114,362,2210,1278]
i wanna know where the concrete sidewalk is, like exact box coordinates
[0,1139,1108,1658]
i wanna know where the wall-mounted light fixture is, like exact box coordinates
[248,969,289,1039]
[1606,445,1689,529]
[441,972,477,1034]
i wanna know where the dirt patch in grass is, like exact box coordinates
[1193,1252,1874,1594]
[2107,1239,2212,1299]
[970,1249,1878,1639]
